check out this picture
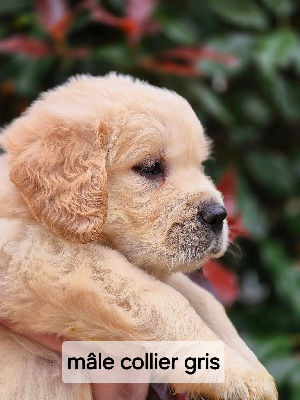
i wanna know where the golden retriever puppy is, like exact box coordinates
[0,73,277,399]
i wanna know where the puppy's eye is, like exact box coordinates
[133,161,163,178]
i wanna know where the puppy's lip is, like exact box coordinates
[197,234,227,259]
[210,246,227,259]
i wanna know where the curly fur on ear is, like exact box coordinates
[0,114,108,244]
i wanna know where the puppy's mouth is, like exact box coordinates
[164,201,227,266]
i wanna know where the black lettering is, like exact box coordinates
[103,357,114,370]
[87,353,97,370]
[171,357,178,369]
[121,357,132,369]
[159,357,170,370]
[68,357,85,370]
[210,357,220,370]
[206,353,209,369]
[185,357,196,375]
[197,357,205,369]
[132,357,144,369]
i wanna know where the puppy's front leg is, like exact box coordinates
[166,272,277,399]
[0,223,216,344]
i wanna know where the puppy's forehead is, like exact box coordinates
[162,108,208,165]
[54,74,209,166]
[116,91,209,166]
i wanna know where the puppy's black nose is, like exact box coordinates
[199,203,227,233]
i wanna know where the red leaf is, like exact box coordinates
[50,12,76,41]
[66,46,91,58]
[140,45,237,77]
[126,0,159,42]
[35,0,75,41]
[127,0,158,24]
[198,46,238,66]
[0,35,52,57]
[34,0,68,30]
[80,0,138,36]
[162,46,238,67]
[156,62,200,76]
[140,58,203,77]
[203,260,239,306]
[80,0,158,42]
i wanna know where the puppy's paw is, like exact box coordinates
[172,350,277,400]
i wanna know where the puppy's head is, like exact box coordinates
[0,73,228,276]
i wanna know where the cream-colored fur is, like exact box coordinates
[0,74,277,399]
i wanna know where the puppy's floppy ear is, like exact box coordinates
[4,116,108,244]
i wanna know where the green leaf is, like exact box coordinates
[162,19,198,45]
[229,127,261,146]
[262,241,300,316]
[205,34,255,76]
[243,334,291,362]
[0,0,31,15]
[94,45,131,66]
[197,59,236,78]
[260,72,300,121]
[189,82,234,125]
[13,56,54,96]
[207,0,268,30]
[264,355,299,386]
[237,175,269,240]
[107,0,125,14]
[208,33,255,61]
[273,76,300,121]
[262,240,291,274]
[290,366,300,400]
[291,44,300,75]
[239,94,271,125]
[284,194,300,235]
[255,29,298,73]
[244,151,297,196]
[260,0,294,17]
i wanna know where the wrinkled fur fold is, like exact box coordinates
[0,74,277,399]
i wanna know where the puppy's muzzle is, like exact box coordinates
[198,202,227,234]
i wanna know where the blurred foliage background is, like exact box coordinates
[0,0,299,398]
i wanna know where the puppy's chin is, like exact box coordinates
[164,217,228,271]
[162,242,226,275]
